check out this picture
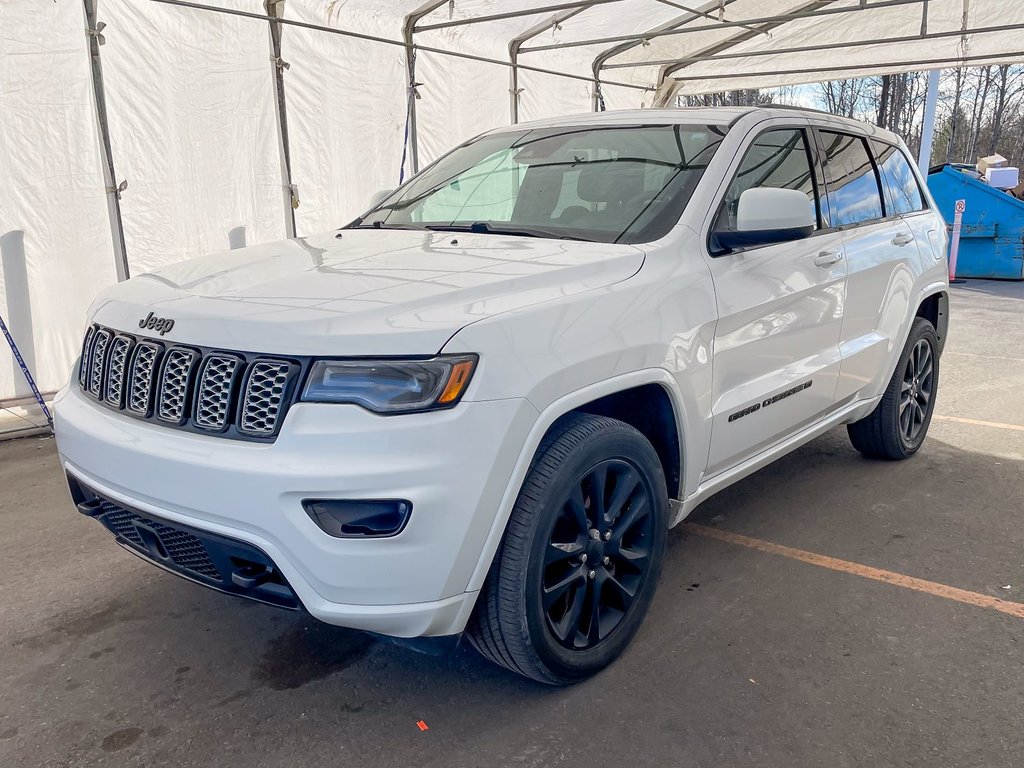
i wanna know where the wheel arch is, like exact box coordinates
[915,288,949,356]
[464,369,687,594]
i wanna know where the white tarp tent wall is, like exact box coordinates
[2,0,1023,436]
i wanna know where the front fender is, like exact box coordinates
[461,368,688,594]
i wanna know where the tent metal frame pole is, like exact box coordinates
[403,1,448,176]
[669,48,1024,84]
[652,0,760,32]
[83,0,130,282]
[417,0,621,33]
[918,68,941,173]
[590,0,740,111]
[653,0,832,106]
[522,0,926,53]
[265,0,297,239]
[149,1,649,92]
[602,23,1024,69]
[509,6,590,124]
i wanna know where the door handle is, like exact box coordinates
[813,250,843,267]
[892,233,915,247]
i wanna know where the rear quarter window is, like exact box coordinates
[871,139,926,215]
[819,131,884,226]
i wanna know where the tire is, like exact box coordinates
[847,317,939,460]
[467,413,669,685]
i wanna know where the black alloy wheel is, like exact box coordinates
[899,337,935,444]
[542,459,654,650]
[848,317,939,460]
[467,413,668,685]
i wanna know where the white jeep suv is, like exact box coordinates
[55,107,949,684]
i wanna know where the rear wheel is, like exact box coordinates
[847,317,939,460]
[467,413,668,685]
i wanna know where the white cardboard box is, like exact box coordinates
[977,153,1008,174]
[985,166,1020,189]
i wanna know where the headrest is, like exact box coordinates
[577,159,646,203]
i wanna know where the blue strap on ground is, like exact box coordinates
[0,313,53,427]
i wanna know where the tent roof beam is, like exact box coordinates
[671,48,1024,84]
[602,23,1023,69]
[148,0,649,91]
[416,0,622,33]
[652,0,761,33]
[521,0,925,53]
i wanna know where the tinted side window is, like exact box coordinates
[714,128,819,233]
[819,131,883,226]
[872,140,925,215]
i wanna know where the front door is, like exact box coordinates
[702,123,847,477]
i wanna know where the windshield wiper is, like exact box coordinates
[424,222,587,241]
[344,220,424,231]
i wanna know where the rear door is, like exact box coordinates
[873,138,946,272]
[815,130,919,403]
[701,121,847,478]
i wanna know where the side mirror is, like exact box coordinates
[714,187,815,251]
[368,189,394,209]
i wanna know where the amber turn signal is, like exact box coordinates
[438,359,477,404]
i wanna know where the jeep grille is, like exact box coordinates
[77,324,300,441]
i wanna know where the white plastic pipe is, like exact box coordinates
[918,69,940,174]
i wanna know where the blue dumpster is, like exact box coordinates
[927,165,1024,279]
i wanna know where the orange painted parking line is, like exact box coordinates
[932,414,1024,432]
[684,524,1024,620]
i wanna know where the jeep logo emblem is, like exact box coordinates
[139,312,175,336]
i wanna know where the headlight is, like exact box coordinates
[300,355,478,413]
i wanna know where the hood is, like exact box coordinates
[90,229,645,356]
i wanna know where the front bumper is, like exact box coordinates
[55,383,537,637]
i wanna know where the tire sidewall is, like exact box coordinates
[515,425,668,682]
[894,319,940,455]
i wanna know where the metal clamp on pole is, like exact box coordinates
[106,179,128,199]
[86,21,107,44]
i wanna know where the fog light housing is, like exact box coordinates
[302,499,412,538]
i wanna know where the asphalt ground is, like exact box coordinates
[2,281,1022,767]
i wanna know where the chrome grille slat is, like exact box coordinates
[88,329,112,396]
[77,325,297,440]
[103,336,134,408]
[78,326,96,388]
[194,354,241,431]
[127,341,162,415]
[239,360,293,436]
[157,348,199,423]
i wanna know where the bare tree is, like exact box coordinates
[944,68,965,162]
[681,65,1024,168]
[818,79,866,118]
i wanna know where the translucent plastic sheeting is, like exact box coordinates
[283,2,408,234]
[0,1,116,401]
[99,0,287,275]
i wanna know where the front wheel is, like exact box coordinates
[848,317,939,460]
[467,413,668,685]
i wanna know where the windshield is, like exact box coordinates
[349,123,727,244]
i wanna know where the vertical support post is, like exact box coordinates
[509,55,520,123]
[918,68,941,174]
[949,198,966,283]
[403,1,449,177]
[265,0,297,239]
[82,0,130,282]
[508,9,588,124]
[591,64,604,112]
